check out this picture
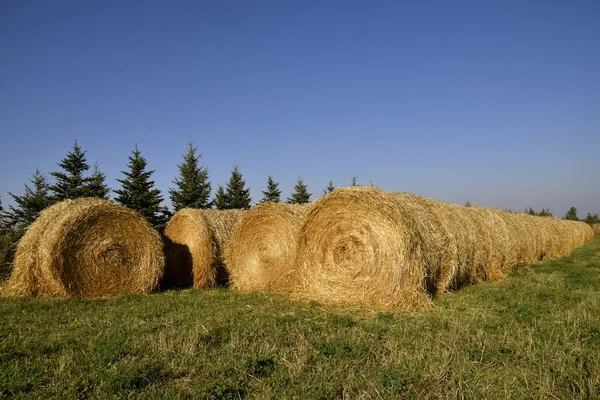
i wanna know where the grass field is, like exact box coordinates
[1,236,599,399]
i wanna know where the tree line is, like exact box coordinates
[0,140,327,234]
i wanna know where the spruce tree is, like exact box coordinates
[87,162,111,199]
[169,141,211,210]
[213,185,228,210]
[323,179,335,194]
[223,165,251,209]
[287,177,311,204]
[584,213,599,224]
[6,168,52,231]
[565,207,578,221]
[114,145,168,231]
[260,176,281,203]
[50,140,93,200]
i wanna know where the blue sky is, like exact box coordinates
[1,0,599,217]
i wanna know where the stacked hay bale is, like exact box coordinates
[2,198,164,298]
[162,209,244,289]
[225,203,310,293]
[294,186,594,310]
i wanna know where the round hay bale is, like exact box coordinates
[460,206,498,281]
[162,208,244,289]
[397,193,458,295]
[471,206,511,277]
[442,204,479,289]
[3,198,164,298]
[497,211,535,268]
[295,186,431,310]
[225,203,310,293]
[2,200,73,297]
[592,223,600,235]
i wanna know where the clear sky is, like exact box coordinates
[1,0,599,217]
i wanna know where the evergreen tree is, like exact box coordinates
[323,180,335,195]
[114,145,168,231]
[584,213,600,224]
[87,162,111,199]
[6,168,52,232]
[260,176,281,203]
[50,140,93,201]
[565,207,579,221]
[169,141,212,210]
[0,196,4,230]
[213,185,228,210]
[223,165,252,209]
[537,208,553,217]
[287,177,311,204]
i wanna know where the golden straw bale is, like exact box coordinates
[3,198,163,298]
[472,206,511,275]
[592,223,600,235]
[498,212,535,267]
[225,203,310,293]
[459,206,500,281]
[162,208,244,289]
[2,200,73,297]
[295,186,431,310]
[395,193,458,295]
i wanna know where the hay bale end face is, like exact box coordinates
[225,202,310,293]
[3,198,164,298]
[295,186,430,310]
[162,208,244,289]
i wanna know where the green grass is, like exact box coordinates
[1,237,600,399]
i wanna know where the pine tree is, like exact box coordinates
[114,145,168,231]
[213,185,228,210]
[584,213,599,224]
[260,176,281,203]
[287,177,311,204]
[87,162,110,199]
[323,179,335,195]
[565,207,578,221]
[223,165,252,209]
[50,140,93,201]
[6,168,52,232]
[0,197,4,229]
[169,141,212,211]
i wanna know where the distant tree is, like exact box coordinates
[6,168,52,232]
[222,165,252,209]
[464,199,472,207]
[50,140,93,201]
[213,185,228,210]
[537,208,553,217]
[260,176,281,203]
[565,207,579,221]
[526,207,536,216]
[169,141,212,211]
[323,179,335,195]
[0,196,18,281]
[287,177,311,204]
[584,213,600,224]
[87,162,111,199]
[114,145,168,231]
[351,173,359,186]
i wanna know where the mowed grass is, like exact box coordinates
[1,237,600,399]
